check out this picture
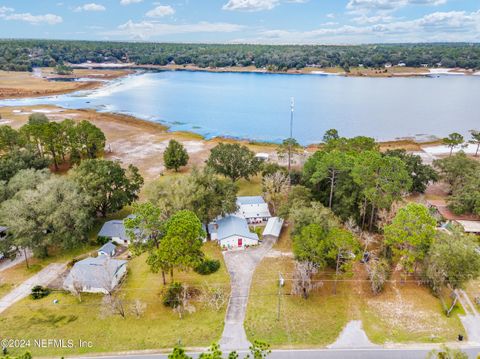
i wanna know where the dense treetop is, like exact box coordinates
[1,40,479,72]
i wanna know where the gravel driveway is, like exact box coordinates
[220,237,276,351]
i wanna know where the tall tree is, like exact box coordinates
[0,125,22,153]
[163,139,189,172]
[72,159,144,217]
[384,203,436,275]
[262,171,290,215]
[190,168,238,231]
[0,176,92,258]
[148,210,205,282]
[384,149,438,193]
[207,143,261,182]
[308,150,350,209]
[322,129,339,143]
[277,138,302,173]
[425,231,480,316]
[448,167,480,216]
[442,132,464,156]
[325,227,359,294]
[0,149,49,182]
[469,130,480,157]
[352,151,411,230]
[76,120,106,159]
[434,152,479,190]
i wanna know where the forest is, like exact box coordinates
[0,39,479,72]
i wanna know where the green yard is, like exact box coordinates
[245,256,351,348]
[0,242,229,357]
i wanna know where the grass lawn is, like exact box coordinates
[237,176,262,196]
[245,256,350,348]
[0,242,230,357]
[0,209,132,293]
[246,227,467,348]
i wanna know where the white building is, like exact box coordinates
[63,256,127,294]
[236,196,271,224]
[209,215,259,250]
[262,217,284,241]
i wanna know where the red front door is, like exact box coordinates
[238,238,243,247]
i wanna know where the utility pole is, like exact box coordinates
[277,272,285,321]
[288,97,295,173]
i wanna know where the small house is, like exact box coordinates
[209,215,259,250]
[262,217,284,241]
[98,241,117,257]
[63,256,127,294]
[98,215,137,245]
[236,196,271,224]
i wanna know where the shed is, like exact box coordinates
[255,153,270,161]
[456,220,480,234]
[63,256,127,294]
[209,215,259,250]
[98,241,117,257]
[262,217,284,240]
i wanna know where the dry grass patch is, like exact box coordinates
[360,280,465,344]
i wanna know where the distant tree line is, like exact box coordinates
[1,40,480,72]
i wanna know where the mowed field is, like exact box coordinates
[0,242,229,357]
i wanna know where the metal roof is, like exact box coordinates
[263,217,284,238]
[98,220,129,240]
[210,215,259,241]
[237,196,266,206]
[63,256,127,290]
[98,241,116,255]
[456,220,480,233]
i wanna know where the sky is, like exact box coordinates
[0,0,479,44]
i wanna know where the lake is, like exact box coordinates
[1,70,479,145]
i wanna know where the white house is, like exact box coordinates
[262,217,284,241]
[97,241,117,257]
[236,196,271,224]
[208,215,259,250]
[456,220,480,235]
[63,256,127,294]
[97,215,138,245]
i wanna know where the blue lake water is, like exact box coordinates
[1,70,479,145]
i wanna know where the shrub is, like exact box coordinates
[194,258,220,275]
[30,285,50,300]
[97,236,110,245]
[163,282,183,308]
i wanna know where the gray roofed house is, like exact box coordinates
[98,241,117,257]
[63,256,127,294]
[98,215,137,245]
[209,215,259,250]
[237,196,266,206]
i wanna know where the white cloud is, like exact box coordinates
[3,12,63,25]
[230,9,480,44]
[120,0,143,4]
[145,5,175,18]
[347,0,447,13]
[0,6,14,15]
[326,13,335,19]
[222,0,280,12]
[75,3,106,12]
[105,20,244,40]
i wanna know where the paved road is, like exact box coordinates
[328,320,376,349]
[219,237,276,351]
[74,346,480,359]
[0,263,66,314]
